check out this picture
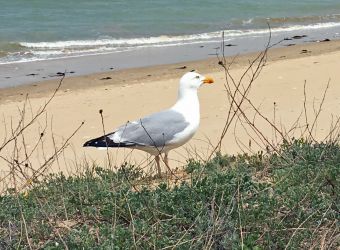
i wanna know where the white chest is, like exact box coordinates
[168,92,200,146]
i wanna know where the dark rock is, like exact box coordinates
[176,66,187,69]
[100,77,112,80]
[321,38,331,42]
[300,49,310,54]
[26,73,38,76]
[292,35,307,39]
[49,72,66,77]
[225,44,236,47]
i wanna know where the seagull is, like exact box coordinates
[83,72,214,175]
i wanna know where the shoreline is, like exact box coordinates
[1,39,340,103]
[1,24,339,89]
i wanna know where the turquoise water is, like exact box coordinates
[1,0,340,63]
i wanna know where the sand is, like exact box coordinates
[1,40,340,183]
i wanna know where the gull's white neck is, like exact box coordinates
[171,87,200,123]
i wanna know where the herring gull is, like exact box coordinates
[83,72,214,175]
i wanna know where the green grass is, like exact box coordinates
[0,140,339,249]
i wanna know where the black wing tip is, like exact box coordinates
[83,135,111,148]
[83,138,99,147]
[83,135,133,148]
[83,140,92,147]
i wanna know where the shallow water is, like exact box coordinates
[1,0,340,63]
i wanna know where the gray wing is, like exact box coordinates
[111,109,189,148]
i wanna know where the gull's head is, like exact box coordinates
[179,72,214,90]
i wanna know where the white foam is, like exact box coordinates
[231,22,340,36]
[19,21,340,50]
[242,18,254,25]
[20,32,221,49]
[0,21,337,65]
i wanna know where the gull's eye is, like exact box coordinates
[195,75,200,79]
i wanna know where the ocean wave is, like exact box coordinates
[18,21,340,50]
[19,33,221,49]
[228,21,340,36]
[234,14,340,27]
[1,20,339,64]
[262,14,340,25]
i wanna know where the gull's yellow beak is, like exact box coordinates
[203,76,214,84]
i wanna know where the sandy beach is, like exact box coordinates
[1,40,340,180]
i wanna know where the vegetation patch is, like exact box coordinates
[0,140,338,249]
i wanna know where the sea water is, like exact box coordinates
[1,0,340,64]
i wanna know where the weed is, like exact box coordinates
[0,140,338,249]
